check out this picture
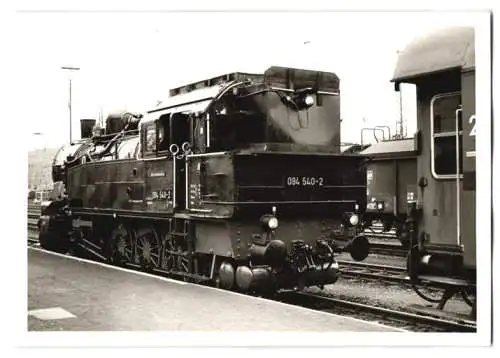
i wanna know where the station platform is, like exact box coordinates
[28,248,401,332]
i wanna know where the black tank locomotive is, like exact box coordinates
[38,66,370,293]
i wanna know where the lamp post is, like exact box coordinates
[395,50,404,139]
[61,66,80,143]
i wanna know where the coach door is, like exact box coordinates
[424,91,463,249]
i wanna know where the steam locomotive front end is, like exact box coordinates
[191,66,370,292]
[226,152,369,293]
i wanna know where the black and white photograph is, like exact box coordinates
[7,0,496,352]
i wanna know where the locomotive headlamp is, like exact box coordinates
[295,94,315,109]
[261,215,279,230]
[268,217,279,229]
[349,214,359,226]
[377,201,385,211]
[304,95,315,107]
[285,90,316,110]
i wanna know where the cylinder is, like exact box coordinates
[218,261,235,289]
[249,240,287,268]
[235,266,273,292]
[300,263,339,287]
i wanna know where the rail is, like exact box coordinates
[277,291,476,332]
[338,260,409,283]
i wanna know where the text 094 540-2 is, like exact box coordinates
[285,176,324,187]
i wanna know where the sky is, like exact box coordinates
[16,11,485,151]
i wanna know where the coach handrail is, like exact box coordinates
[455,105,462,247]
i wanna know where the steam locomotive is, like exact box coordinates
[38,66,370,293]
[363,27,477,311]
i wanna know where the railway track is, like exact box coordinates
[369,243,408,257]
[27,203,41,244]
[338,260,409,283]
[276,291,476,332]
[363,223,398,239]
[336,258,476,313]
[361,222,411,257]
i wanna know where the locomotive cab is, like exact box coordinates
[392,27,476,306]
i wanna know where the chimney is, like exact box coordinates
[80,119,96,139]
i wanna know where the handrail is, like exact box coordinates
[361,128,385,145]
[455,105,462,247]
[375,126,391,140]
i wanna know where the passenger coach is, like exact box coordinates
[391,27,476,310]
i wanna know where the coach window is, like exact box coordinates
[430,92,463,179]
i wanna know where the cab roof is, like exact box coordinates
[143,66,340,124]
[392,27,475,83]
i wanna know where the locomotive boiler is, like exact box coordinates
[38,66,370,293]
[390,27,476,310]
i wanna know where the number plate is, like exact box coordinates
[285,176,324,187]
[151,189,172,201]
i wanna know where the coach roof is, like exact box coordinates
[392,27,475,83]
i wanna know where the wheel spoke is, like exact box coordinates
[161,234,190,274]
[151,255,159,267]
[110,225,134,266]
[135,228,162,271]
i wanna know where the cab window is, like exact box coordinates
[430,92,463,178]
[142,122,157,156]
[157,114,171,152]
